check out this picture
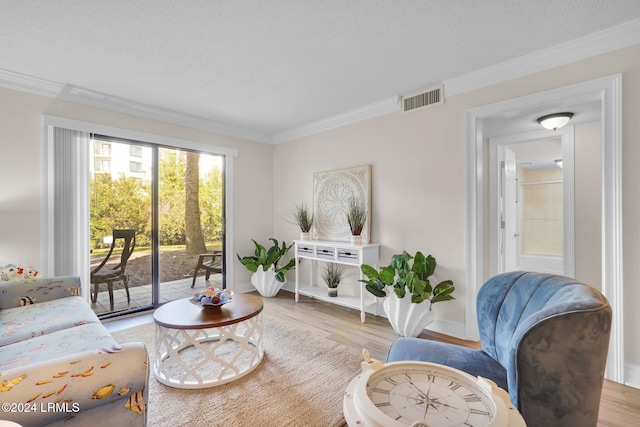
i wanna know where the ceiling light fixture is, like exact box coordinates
[537,112,574,131]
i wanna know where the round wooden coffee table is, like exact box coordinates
[153,293,264,389]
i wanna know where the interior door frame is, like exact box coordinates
[496,144,519,273]
[488,128,575,278]
[465,74,623,382]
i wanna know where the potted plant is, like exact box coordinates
[291,202,314,240]
[360,251,455,337]
[237,238,296,297]
[322,262,345,297]
[346,198,366,244]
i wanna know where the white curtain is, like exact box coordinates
[49,127,90,288]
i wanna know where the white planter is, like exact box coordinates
[350,235,362,245]
[383,288,435,337]
[300,231,311,241]
[250,265,285,297]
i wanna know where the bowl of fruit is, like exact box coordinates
[190,287,233,309]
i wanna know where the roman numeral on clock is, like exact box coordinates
[463,394,481,402]
[385,377,399,385]
[448,381,462,391]
[372,387,390,395]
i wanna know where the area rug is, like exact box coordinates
[111,313,362,427]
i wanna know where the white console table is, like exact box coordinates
[294,240,380,322]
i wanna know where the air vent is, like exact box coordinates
[402,85,444,112]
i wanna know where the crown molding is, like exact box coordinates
[272,96,401,144]
[0,69,272,144]
[274,19,640,143]
[2,18,639,145]
[0,69,63,97]
[444,18,640,97]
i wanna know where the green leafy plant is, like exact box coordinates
[360,251,455,304]
[236,238,295,282]
[322,263,345,288]
[291,202,314,233]
[346,198,366,236]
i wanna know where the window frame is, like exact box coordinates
[42,115,238,298]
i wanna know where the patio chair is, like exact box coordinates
[91,229,136,311]
[191,249,223,288]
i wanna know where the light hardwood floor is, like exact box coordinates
[108,290,640,426]
[260,291,640,427]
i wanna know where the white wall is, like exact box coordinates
[273,43,640,373]
[574,121,602,289]
[0,86,274,287]
[274,102,470,329]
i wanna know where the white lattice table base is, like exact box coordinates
[154,312,263,389]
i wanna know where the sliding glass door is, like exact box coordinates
[157,147,225,305]
[89,136,224,317]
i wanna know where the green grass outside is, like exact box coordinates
[91,243,222,257]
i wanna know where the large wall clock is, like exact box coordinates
[343,351,526,427]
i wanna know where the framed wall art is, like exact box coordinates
[313,164,371,242]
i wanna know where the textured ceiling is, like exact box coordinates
[1,1,640,140]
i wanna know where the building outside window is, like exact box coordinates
[130,146,143,157]
[96,159,111,173]
[130,161,143,173]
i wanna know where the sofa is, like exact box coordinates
[0,275,148,427]
[386,271,612,427]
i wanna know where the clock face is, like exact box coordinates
[364,364,496,427]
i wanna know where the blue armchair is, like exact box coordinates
[386,271,612,427]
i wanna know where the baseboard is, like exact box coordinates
[278,284,468,341]
[281,282,295,293]
[425,319,469,341]
[233,282,297,294]
[231,282,256,294]
[624,363,640,389]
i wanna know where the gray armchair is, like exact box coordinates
[386,271,612,427]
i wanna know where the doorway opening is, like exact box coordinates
[489,129,575,279]
[512,143,564,273]
[465,74,622,382]
[89,136,226,318]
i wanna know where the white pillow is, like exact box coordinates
[1,264,39,281]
